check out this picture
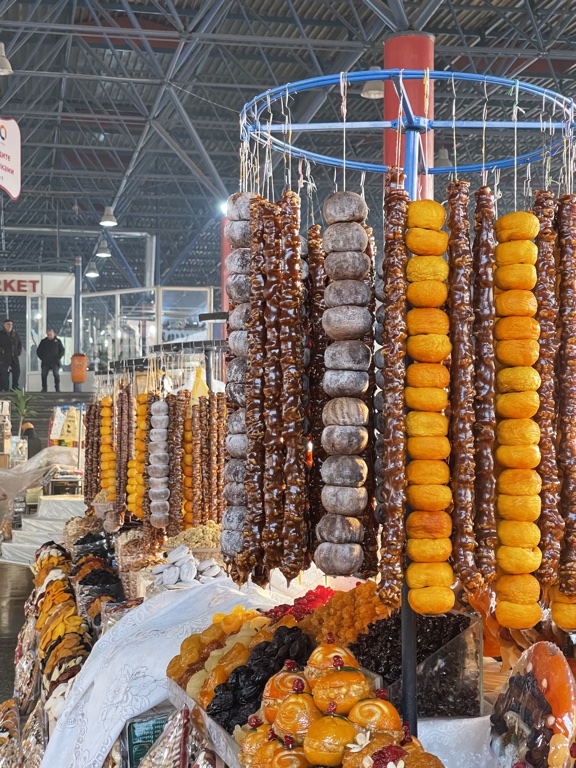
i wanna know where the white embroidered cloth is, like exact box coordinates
[419,714,495,768]
[41,581,276,768]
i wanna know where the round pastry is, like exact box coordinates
[341,732,399,768]
[273,693,323,745]
[312,669,372,715]
[262,671,311,723]
[347,698,402,732]
[304,645,359,688]
[270,747,310,768]
[403,752,445,768]
[303,716,358,768]
[250,739,285,768]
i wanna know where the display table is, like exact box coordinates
[37,495,86,521]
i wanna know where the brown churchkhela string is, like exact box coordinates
[378,167,409,608]
[533,189,563,587]
[279,190,308,582]
[471,186,498,583]
[447,179,483,592]
[306,224,329,553]
[556,194,576,595]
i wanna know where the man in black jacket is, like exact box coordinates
[0,319,22,390]
[37,329,65,392]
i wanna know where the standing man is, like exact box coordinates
[37,328,64,393]
[0,319,22,390]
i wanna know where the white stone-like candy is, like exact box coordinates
[179,561,198,582]
[148,464,169,478]
[150,428,168,442]
[150,400,169,415]
[162,565,180,585]
[167,545,189,563]
[150,415,169,429]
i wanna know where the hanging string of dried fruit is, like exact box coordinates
[216,392,226,523]
[259,199,284,575]
[316,190,371,577]
[492,209,542,630]
[471,186,498,584]
[359,224,378,579]
[377,169,409,607]
[555,194,576,627]
[446,180,483,594]
[222,192,252,567]
[99,394,115,501]
[128,391,148,521]
[279,189,307,583]
[83,402,101,507]
[532,190,564,597]
[181,406,194,529]
[235,194,266,582]
[403,196,453,616]
[306,224,328,553]
[166,391,186,537]
[148,396,170,530]
[110,380,132,532]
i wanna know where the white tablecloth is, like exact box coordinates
[37,495,86,521]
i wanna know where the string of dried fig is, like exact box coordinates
[279,189,307,583]
[471,186,498,583]
[533,189,563,589]
[557,194,576,596]
[378,168,409,607]
[447,179,483,592]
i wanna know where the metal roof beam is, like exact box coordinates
[361,0,398,31]
[413,0,443,30]
[150,121,221,196]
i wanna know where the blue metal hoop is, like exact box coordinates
[240,69,576,175]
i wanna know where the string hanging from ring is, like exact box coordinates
[451,74,458,181]
[493,168,502,219]
[340,72,348,191]
[510,79,520,210]
[523,163,532,210]
[423,68,430,187]
[481,78,488,186]
[395,71,404,171]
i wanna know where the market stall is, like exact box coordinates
[3,66,576,768]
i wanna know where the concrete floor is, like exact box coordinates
[0,564,34,702]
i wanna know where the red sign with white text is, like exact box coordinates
[0,119,21,200]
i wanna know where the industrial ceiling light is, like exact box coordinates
[436,147,451,167]
[0,44,13,77]
[100,206,118,227]
[361,67,384,99]
[219,201,228,216]
[86,260,100,278]
[96,238,111,258]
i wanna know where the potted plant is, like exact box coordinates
[11,388,37,436]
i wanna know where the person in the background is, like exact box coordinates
[22,422,42,458]
[37,328,65,393]
[0,319,22,390]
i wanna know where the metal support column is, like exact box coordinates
[73,256,82,393]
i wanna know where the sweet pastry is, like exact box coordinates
[302,715,358,767]
[304,645,359,688]
[273,694,323,745]
[347,697,402,733]
[263,670,311,722]
[312,669,372,715]
[341,732,398,768]
[270,747,310,768]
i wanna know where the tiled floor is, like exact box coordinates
[0,564,33,701]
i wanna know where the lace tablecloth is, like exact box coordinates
[419,714,495,768]
[40,581,277,768]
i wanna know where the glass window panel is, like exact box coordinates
[119,291,156,360]
[161,289,210,344]
[82,294,117,371]
[46,297,73,368]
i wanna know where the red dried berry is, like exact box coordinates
[571,744,576,759]
[268,728,277,741]
[512,762,529,768]
[326,633,335,644]
[375,688,389,700]
[247,715,261,729]
[326,701,337,714]
[284,735,295,749]
[292,678,305,693]
[332,655,344,668]
[402,722,411,738]
[284,660,297,672]
[372,745,408,767]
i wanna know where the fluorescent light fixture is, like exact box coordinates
[96,239,111,258]
[100,206,118,227]
[361,67,384,99]
[0,44,13,77]
[86,260,99,278]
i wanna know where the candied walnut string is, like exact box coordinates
[447,179,483,592]
[472,186,498,583]
[533,189,563,588]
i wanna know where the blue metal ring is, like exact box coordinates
[240,69,575,174]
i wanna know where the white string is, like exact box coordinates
[451,74,458,181]
[340,72,348,191]
[360,171,366,201]
[481,78,488,186]
[493,168,502,219]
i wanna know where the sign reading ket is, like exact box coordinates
[0,119,21,200]
[0,275,40,295]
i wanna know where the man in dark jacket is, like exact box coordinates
[37,329,65,392]
[0,319,22,390]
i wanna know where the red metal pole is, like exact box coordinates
[384,33,435,199]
